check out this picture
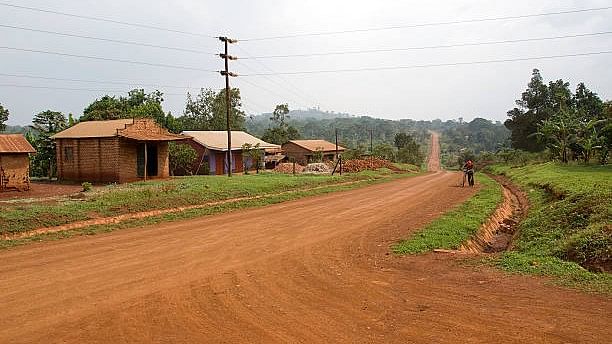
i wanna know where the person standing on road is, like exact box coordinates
[462,159,475,187]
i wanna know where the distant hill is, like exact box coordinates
[2,125,28,134]
[245,109,509,153]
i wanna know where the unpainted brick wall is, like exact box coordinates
[0,154,30,191]
[56,138,120,182]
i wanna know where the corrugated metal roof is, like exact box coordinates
[51,119,134,139]
[286,140,345,152]
[0,134,36,154]
[182,131,280,151]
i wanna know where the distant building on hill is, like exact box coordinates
[51,118,184,183]
[181,131,280,175]
[282,140,345,165]
[0,134,36,191]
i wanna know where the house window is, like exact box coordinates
[64,147,74,163]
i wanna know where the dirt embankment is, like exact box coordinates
[461,175,529,253]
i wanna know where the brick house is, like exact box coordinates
[282,140,345,165]
[52,118,184,183]
[181,131,280,175]
[0,134,36,191]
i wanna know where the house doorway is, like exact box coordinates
[137,143,158,178]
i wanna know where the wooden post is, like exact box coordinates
[144,142,148,181]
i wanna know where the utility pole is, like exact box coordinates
[369,128,373,153]
[218,36,238,177]
[335,128,339,160]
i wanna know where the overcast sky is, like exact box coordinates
[1,0,611,125]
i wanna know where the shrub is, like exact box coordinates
[81,182,92,192]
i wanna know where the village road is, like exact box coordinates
[0,134,610,343]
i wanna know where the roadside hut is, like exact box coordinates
[282,139,345,165]
[0,134,36,191]
[181,131,280,175]
[52,118,184,183]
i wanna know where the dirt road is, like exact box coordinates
[0,137,610,343]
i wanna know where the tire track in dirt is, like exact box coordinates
[0,135,609,343]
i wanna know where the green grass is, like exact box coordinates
[393,175,502,254]
[488,162,612,293]
[0,169,419,248]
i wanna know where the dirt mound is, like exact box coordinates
[274,162,304,174]
[341,158,399,173]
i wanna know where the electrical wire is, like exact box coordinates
[0,83,186,96]
[241,31,612,59]
[235,45,323,109]
[0,24,214,54]
[237,77,306,109]
[239,6,612,41]
[235,60,310,110]
[240,51,612,76]
[0,46,219,72]
[0,2,214,38]
[0,72,205,89]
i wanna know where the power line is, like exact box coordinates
[0,83,186,96]
[0,72,202,90]
[235,60,309,109]
[239,6,612,41]
[0,2,214,38]
[242,31,612,59]
[235,45,322,109]
[0,24,214,54]
[237,76,306,109]
[0,46,219,72]
[240,51,612,76]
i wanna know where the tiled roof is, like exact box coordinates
[0,134,36,154]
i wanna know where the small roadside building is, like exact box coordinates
[52,118,184,183]
[0,134,36,191]
[282,139,345,165]
[181,131,280,175]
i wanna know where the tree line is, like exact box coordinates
[504,69,611,164]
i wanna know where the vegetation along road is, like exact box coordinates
[0,135,610,343]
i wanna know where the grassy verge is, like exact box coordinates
[393,175,502,254]
[487,162,612,293]
[0,169,419,249]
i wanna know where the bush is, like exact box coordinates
[81,182,92,192]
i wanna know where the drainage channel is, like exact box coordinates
[459,175,528,254]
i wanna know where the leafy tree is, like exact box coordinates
[82,95,124,120]
[535,110,578,163]
[261,104,301,144]
[179,88,245,131]
[168,142,197,176]
[372,143,395,161]
[29,110,67,178]
[81,89,167,125]
[394,132,413,149]
[575,119,604,163]
[241,143,263,173]
[505,69,551,151]
[0,103,9,132]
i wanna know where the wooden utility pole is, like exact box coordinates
[218,36,238,177]
[335,128,339,160]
